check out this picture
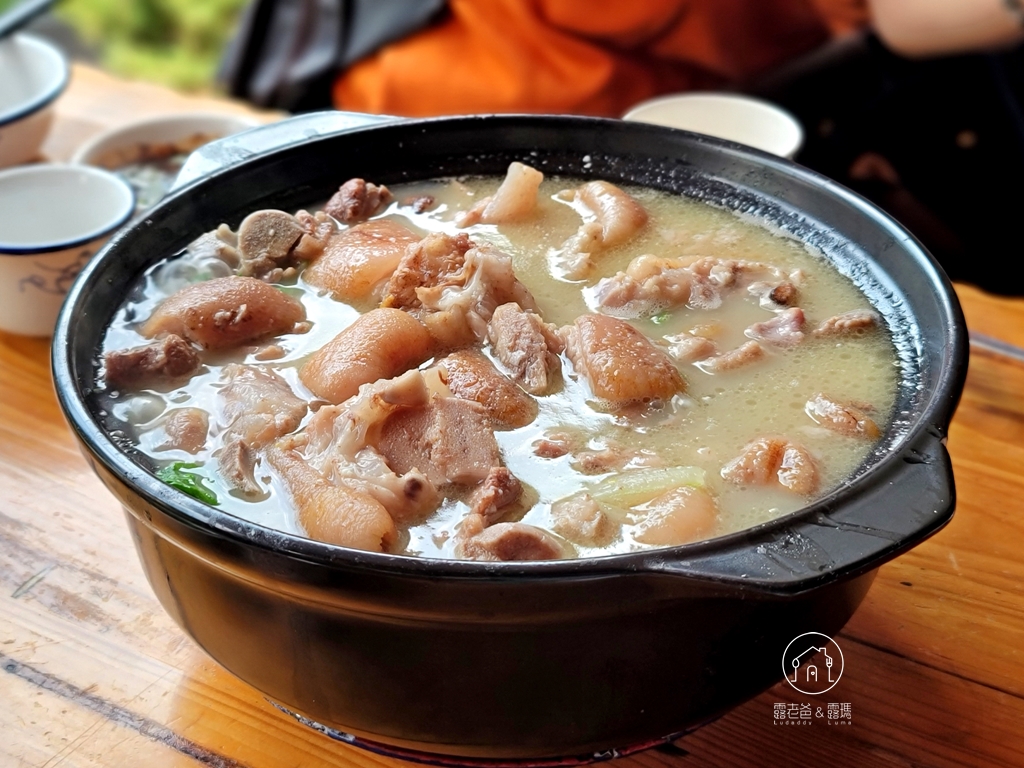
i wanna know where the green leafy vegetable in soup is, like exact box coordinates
[157,462,219,505]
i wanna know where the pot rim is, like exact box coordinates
[53,113,968,581]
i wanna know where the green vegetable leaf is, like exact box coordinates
[651,312,672,325]
[157,461,219,505]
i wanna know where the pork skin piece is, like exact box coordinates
[216,364,308,494]
[159,408,209,454]
[486,302,563,394]
[550,493,615,547]
[267,445,397,552]
[142,276,306,350]
[299,308,433,404]
[324,178,393,223]
[303,219,419,302]
[632,486,718,546]
[455,515,566,561]
[814,309,880,336]
[745,307,805,348]
[720,437,819,495]
[439,349,537,429]
[104,334,201,389]
[458,162,544,226]
[576,181,648,250]
[591,255,793,318]
[377,396,501,486]
[805,393,881,439]
[556,181,648,279]
[467,467,523,525]
[697,340,765,373]
[562,314,684,405]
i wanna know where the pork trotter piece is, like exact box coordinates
[142,276,306,350]
[439,349,537,429]
[562,314,684,405]
[267,445,397,552]
[300,308,433,403]
[721,437,819,495]
[324,178,393,223]
[304,219,419,302]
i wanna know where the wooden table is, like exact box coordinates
[4,64,1024,768]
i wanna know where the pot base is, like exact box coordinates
[269,701,711,767]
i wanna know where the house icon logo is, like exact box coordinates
[781,632,844,695]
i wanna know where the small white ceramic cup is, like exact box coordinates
[623,92,804,159]
[0,164,134,337]
[0,33,69,168]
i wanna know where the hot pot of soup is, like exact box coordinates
[53,114,966,761]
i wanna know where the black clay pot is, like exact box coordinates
[53,114,967,762]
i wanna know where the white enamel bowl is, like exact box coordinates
[0,33,69,168]
[624,92,804,159]
[0,164,134,336]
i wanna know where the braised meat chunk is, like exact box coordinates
[383,232,538,349]
[805,394,881,439]
[814,309,880,336]
[467,467,523,525]
[378,396,501,486]
[268,444,397,552]
[487,303,563,395]
[304,219,419,302]
[556,181,648,278]
[455,515,566,561]
[746,307,805,348]
[104,334,201,389]
[234,209,306,280]
[215,364,308,495]
[458,162,544,226]
[324,178,393,223]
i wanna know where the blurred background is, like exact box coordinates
[8,0,1024,295]
[27,0,247,91]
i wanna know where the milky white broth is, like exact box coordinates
[99,176,898,559]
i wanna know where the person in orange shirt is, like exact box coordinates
[329,0,1024,118]
[331,0,867,118]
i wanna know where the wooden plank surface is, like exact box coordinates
[3,65,1024,768]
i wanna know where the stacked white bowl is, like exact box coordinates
[0,32,135,336]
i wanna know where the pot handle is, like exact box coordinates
[172,110,400,191]
[643,428,955,596]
